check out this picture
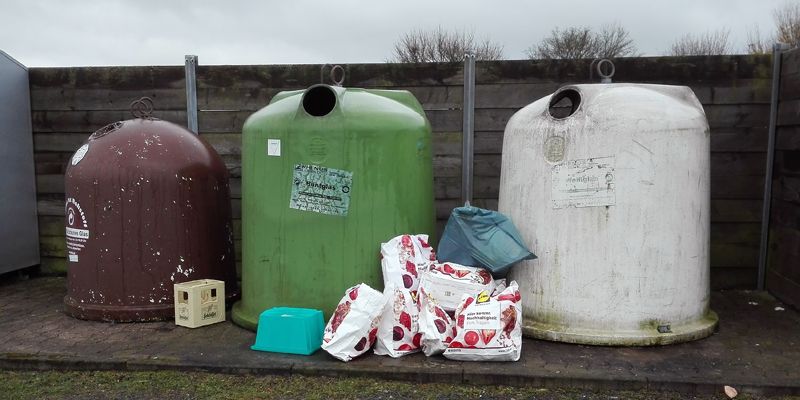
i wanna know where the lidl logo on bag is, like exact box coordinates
[476,291,491,304]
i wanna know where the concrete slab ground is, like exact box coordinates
[0,276,798,396]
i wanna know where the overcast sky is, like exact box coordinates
[0,0,790,67]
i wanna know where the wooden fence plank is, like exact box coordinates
[774,151,800,178]
[712,175,765,199]
[28,55,771,92]
[767,226,800,282]
[777,98,800,126]
[38,216,64,237]
[32,110,185,133]
[710,222,761,245]
[779,71,800,102]
[202,133,241,156]
[30,88,187,111]
[710,83,772,105]
[33,133,87,152]
[29,66,185,90]
[711,243,759,268]
[37,196,63,216]
[710,199,763,222]
[711,267,757,290]
[775,176,800,204]
[781,48,800,77]
[34,152,72,174]
[29,81,770,114]
[40,235,65,257]
[776,126,800,150]
[710,153,766,176]
[434,176,498,200]
[710,128,767,152]
[476,56,772,85]
[36,174,64,194]
[771,198,800,230]
[764,268,800,308]
[704,104,770,129]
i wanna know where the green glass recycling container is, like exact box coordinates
[232,84,435,330]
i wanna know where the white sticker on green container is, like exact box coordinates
[290,164,353,216]
[267,139,281,156]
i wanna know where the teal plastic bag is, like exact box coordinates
[437,206,536,278]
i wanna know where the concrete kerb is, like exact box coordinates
[2,278,799,397]
[1,352,799,396]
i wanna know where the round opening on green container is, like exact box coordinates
[302,85,337,117]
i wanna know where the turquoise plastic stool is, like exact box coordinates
[251,307,324,355]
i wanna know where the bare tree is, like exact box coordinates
[526,23,638,60]
[746,3,800,54]
[773,1,800,47]
[391,27,504,63]
[595,23,639,58]
[667,29,732,56]
[527,26,596,59]
[746,26,772,55]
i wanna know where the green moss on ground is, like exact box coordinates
[0,370,797,400]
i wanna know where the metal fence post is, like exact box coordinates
[185,55,198,134]
[462,53,476,206]
[757,42,791,290]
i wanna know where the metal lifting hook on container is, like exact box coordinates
[590,58,615,83]
[130,96,155,119]
[320,64,345,86]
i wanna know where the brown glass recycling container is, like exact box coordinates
[63,115,239,322]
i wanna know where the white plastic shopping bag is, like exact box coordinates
[417,286,456,356]
[418,262,495,312]
[443,281,522,362]
[321,283,386,362]
[374,286,421,358]
[380,234,436,291]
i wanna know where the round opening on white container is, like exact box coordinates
[548,88,581,119]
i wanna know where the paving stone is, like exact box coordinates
[0,276,799,395]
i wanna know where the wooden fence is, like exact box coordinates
[30,55,774,289]
[767,47,800,305]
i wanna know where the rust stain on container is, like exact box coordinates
[63,117,239,322]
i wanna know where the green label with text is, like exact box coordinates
[290,164,353,216]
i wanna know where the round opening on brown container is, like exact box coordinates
[89,121,124,140]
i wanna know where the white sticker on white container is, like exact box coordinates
[267,139,281,156]
[544,136,566,164]
[71,144,89,165]
[552,156,615,209]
